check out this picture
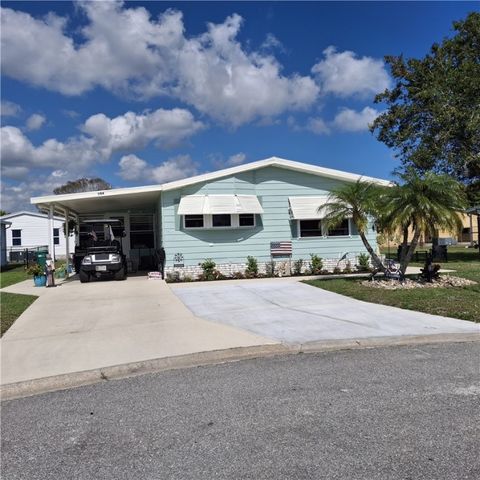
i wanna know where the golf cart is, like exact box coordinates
[74,219,127,283]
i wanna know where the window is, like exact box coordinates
[53,228,60,245]
[327,219,350,236]
[239,214,255,227]
[212,214,231,228]
[299,220,323,238]
[298,218,350,238]
[184,215,204,229]
[12,229,21,246]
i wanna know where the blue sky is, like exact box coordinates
[1,1,477,211]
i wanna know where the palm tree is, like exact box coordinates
[322,180,388,272]
[382,171,467,276]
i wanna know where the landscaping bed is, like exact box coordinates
[305,247,480,322]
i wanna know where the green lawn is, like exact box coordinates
[0,264,30,288]
[1,292,38,336]
[305,247,480,322]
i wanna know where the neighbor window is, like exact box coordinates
[327,219,350,236]
[184,215,204,228]
[12,229,22,246]
[53,228,60,245]
[239,214,255,227]
[299,220,323,238]
[212,214,231,228]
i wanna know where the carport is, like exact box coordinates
[31,185,163,272]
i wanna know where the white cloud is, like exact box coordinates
[82,108,204,155]
[1,4,319,126]
[0,107,203,180]
[306,117,331,135]
[312,46,390,98]
[333,106,380,132]
[1,100,21,117]
[26,113,46,131]
[118,154,198,183]
[226,153,246,166]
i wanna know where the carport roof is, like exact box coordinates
[31,156,391,215]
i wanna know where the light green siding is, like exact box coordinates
[160,166,377,267]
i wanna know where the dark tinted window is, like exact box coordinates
[239,214,255,227]
[299,220,322,237]
[212,214,231,227]
[184,215,204,228]
[327,219,350,236]
[12,229,21,246]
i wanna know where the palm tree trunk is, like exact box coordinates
[400,229,422,277]
[359,231,385,272]
[399,227,409,267]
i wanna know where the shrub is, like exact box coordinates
[265,260,276,277]
[245,256,259,277]
[309,254,323,275]
[333,266,342,274]
[357,253,370,272]
[166,272,181,283]
[231,271,245,280]
[199,258,217,281]
[293,259,304,276]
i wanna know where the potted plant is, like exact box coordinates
[55,264,67,279]
[27,263,47,287]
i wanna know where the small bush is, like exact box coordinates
[166,272,181,283]
[333,266,342,274]
[245,256,259,277]
[309,254,323,275]
[293,259,304,276]
[199,258,217,281]
[357,253,370,272]
[265,260,276,277]
[231,271,245,280]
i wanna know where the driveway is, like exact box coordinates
[172,280,479,344]
[1,277,274,385]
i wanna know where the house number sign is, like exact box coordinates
[173,253,184,268]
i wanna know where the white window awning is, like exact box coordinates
[288,196,332,219]
[177,195,264,215]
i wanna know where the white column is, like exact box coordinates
[64,208,70,273]
[48,204,55,261]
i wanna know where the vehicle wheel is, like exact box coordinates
[114,267,126,281]
[79,270,91,283]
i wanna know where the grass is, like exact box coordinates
[305,247,480,322]
[1,292,38,337]
[0,264,30,288]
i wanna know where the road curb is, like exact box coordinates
[2,333,479,401]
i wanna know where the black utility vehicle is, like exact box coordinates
[74,219,127,283]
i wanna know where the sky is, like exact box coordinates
[1,1,478,211]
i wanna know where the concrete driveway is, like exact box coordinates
[172,280,479,344]
[1,276,275,385]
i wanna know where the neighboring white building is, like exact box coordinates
[0,211,75,261]
[1,220,11,267]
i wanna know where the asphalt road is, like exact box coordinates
[2,342,479,480]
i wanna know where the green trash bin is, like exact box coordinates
[36,251,48,269]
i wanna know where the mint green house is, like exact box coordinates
[31,157,390,276]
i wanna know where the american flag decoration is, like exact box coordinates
[270,241,293,256]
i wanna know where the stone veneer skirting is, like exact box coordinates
[165,255,377,280]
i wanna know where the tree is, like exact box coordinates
[382,171,467,276]
[0,210,9,216]
[53,178,112,195]
[370,12,480,204]
[322,180,388,273]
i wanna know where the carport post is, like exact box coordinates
[64,208,70,274]
[48,204,55,261]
